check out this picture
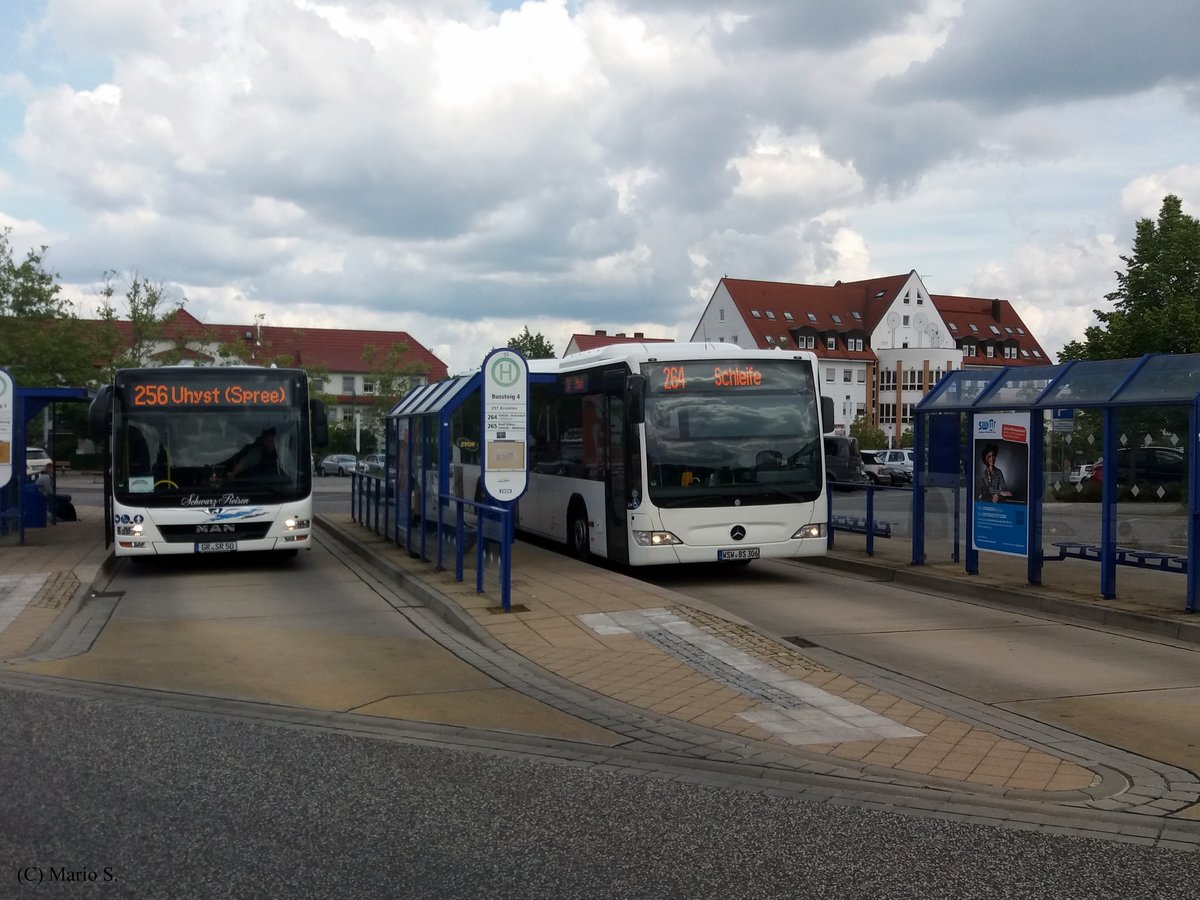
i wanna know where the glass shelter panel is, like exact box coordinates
[1036,359,1133,406]
[974,365,1064,409]
[920,371,996,410]
[1111,353,1200,404]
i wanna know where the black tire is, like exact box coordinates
[337,466,346,476]
[567,505,590,561]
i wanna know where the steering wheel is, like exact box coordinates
[154,479,179,490]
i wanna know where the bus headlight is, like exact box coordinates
[285,517,311,531]
[117,523,143,537]
[633,530,683,547]
[792,523,825,539]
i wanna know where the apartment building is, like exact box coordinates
[690,272,1049,443]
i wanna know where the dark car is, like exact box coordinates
[1091,446,1185,484]
[823,435,869,487]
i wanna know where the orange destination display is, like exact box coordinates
[646,360,811,393]
[127,378,291,408]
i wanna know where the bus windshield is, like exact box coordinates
[642,360,823,508]
[112,370,312,506]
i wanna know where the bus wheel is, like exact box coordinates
[568,506,590,560]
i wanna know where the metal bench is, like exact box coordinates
[1050,541,1187,574]
[831,515,892,538]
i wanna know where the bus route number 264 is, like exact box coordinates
[662,366,687,391]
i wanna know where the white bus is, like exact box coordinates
[89,366,328,558]
[443,343,833,566]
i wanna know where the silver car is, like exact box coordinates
[356,453,385,474]
[318,453,357,476]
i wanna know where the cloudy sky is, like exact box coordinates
[3,0,1199,375]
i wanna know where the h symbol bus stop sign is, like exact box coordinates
[481,348,529,502]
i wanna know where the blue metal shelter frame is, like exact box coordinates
[0,378,91,541]
[913,353,1200,613]
[383,368,556,611]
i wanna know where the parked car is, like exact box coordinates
[823,435,869,487]
[1067,463,1095,483]
[25,447,52,476]
[1091,447,1185,484]
[859,450,894,485]
[872,448,915,480]
[357,453,385,474]
[318,453,358,476]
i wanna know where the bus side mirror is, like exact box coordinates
[310,399,329,447]
[88,385,112,442]
[626,374,646,425]
[821,396,835,434]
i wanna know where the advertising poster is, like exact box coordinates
[971,412,1030,557]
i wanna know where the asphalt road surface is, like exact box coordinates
[1,682,1195,900]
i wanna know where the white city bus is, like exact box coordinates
[89,366,328,558]
[445,343,834,566]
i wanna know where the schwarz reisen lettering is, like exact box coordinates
[712,364,763,387]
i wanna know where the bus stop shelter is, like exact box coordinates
[0,374,91,540]
[913,353,1200,613]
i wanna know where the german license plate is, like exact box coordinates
[195,541,237,553]
[718,547,760,561]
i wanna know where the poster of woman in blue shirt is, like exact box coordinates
[972,414,1029,556]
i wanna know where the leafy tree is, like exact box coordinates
[359,340,430,441]
[0,227,95,387]
[92,270,186,379]
[324,420,360,455]
[506,325,557,359]
[897,427,914,449]
[1061,194,1200,361]
[849,415,888,450]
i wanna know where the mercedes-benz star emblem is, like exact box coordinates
[730,525,746,541]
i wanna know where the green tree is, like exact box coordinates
[849,415,888,450]
[1061,194,1200,361]
[0,227,95,387]
[359,340,430,441]
[506,325,556,359]
[92,270,187,379]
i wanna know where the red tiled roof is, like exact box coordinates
[95,310,448,379]
[719,276,1048,365]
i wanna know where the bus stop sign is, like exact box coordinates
[482,348,529,502]
[0,368,13,489]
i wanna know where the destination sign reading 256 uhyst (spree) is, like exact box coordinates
[129,381,291,408]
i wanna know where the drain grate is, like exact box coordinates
[783,635,818,648]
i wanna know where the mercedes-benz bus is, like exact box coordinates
[89,366,328,558]
[437,343,834,566]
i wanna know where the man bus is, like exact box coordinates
[89,366,328,558]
